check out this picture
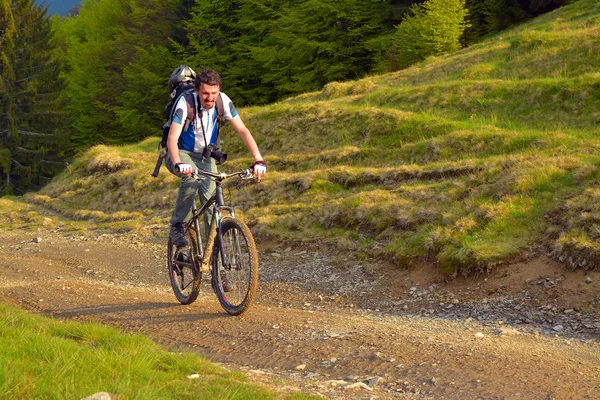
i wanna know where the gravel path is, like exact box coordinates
[1,229,599,399]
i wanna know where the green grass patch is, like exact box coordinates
[0,302,317,399]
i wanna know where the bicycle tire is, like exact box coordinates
[211,217,259,315]
[167,225,202,305]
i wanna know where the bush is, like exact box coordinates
[393,0,470,70]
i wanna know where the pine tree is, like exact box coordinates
[257,0,388,96]
[112,0,181,142]
[0,0,17,194]
[58,0,181,149]
[223,0,283,105]
[183,0,391,104]
[462,0,495,44]
[462,0,572,44]
[183,0,247,100]
[0,0,68,195]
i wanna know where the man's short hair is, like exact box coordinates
[195,69,222,88]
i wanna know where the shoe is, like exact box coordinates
[170,223,188,247]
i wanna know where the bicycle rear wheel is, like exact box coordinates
[211,218,259,315]
[168,225,202,304]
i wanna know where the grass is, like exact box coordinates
[4,0,600,274]
[0,302,317,399]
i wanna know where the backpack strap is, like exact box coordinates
[160,89,195,150]
[213,93,225,149]
[164,88,195,129]
[182,91,196,131]
[215,93,224,122]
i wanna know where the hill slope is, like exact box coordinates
[10,0,600,275]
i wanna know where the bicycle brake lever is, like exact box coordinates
[240,169,253,180]
[192,171,206,180]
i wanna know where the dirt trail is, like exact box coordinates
[0,229,599,399]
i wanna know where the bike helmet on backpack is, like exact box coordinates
[168,65,196,98]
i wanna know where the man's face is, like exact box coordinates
[197,83,220,110]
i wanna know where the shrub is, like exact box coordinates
[393,0,470,70]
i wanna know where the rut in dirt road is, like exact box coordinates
[0,230,599,399]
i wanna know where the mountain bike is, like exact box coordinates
[167,167,259,315]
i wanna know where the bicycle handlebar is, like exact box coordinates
[190,168,254,181]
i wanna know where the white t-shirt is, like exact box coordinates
[172,92,238,152]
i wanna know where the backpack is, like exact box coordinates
[152,83,225,177]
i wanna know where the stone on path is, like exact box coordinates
[81,393,112,400]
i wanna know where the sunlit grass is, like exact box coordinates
[0,302,318,399]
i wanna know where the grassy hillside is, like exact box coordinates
[9,0,600,275]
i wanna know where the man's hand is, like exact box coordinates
[176,163,193,175]
[251,161,266,182]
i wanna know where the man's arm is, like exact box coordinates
[229,115,263,161]
[167,121,193,175]
[167,121,183,163]
[229,115,265,181]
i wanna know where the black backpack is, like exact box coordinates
[152,85,225,177]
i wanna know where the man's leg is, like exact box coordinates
[170,176,201,224]
[166,150,200,246]
[188,152,217,236]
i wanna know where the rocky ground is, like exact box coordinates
[0,228,599,399]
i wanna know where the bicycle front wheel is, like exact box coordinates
[211,218,259,315]
[168,225,202,305]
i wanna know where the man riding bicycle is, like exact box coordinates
[165,67,266,247]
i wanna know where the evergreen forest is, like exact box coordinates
[1,0,575,195]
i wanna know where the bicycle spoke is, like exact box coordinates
[167,227,202,305]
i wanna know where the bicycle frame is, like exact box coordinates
[185,170,246,274]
